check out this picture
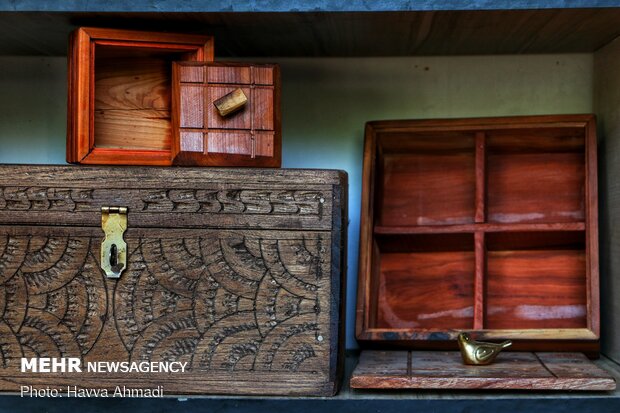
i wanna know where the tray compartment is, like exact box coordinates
[376,132,476,227]
[485,231,587,330]
[487,128,586,224]
[372,233,475,330]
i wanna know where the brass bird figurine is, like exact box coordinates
[457,332,512,365]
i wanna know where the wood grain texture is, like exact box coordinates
[0,165,347,396]
[486,250,587,330]
[172,62,281,167]
[350,350,616,390]
[474,231,485,330]
[585,119,600,336]
[374,222,586,234]
[356,115,599,351]
[5,9,620,57]
[94,109,171,151]
[94,56,170,111]
[66,27,214,165]
[0,166,339,231]
[180,85,205,128]
[379,153,475,226]
[376,251,475,330]
[487,152,585,224]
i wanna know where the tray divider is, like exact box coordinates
[475,131,486,223]
[474,230,486,330]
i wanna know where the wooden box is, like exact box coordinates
[66,27,214,165]
[356,115,599,353]
[172,62,281,167]
[0,165,347,396]
[351,115,614,391]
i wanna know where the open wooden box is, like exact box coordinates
[353,115,614,390]
[66,27,214,165]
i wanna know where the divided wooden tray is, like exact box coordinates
[350,351,616,391]
[356,115,599,353]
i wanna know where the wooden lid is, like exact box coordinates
[0,165,345,230]
[171,62,282,167]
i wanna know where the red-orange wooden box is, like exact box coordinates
[356,115,599,355]
[66,27,214,166]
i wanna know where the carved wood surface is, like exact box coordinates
[350,350,616,390]
[0,165,341,230]
[0,165,347,396]
[0,231,336,395]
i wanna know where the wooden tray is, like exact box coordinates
[350,350,616,390]
[356,115,599,353]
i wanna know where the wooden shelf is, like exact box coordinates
[2,8,620,57]
[375,222,586,234]
[0,4,619,410]
[3,1,620,12]
[1,353,620,411]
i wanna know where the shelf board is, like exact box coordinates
[3,1,620,13]
[374,222,586,234]
[1,8,620,57]
[0,352,619,412]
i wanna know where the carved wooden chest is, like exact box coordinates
[0,165,347,396]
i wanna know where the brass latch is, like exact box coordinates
[101,206,127,279]
[213,88,248,117]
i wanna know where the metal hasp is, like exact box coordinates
[100,206,128,279]
[458,332,512,365]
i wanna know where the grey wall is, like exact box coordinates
[595,37,620,363]
[0,54,594,349]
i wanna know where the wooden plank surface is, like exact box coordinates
[375,251,475,330]
[350,350,616,390]
[486,249,587,330]
[379,152,476,226]
[4,10,620,58]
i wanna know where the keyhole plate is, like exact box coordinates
[101,207,127,279]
